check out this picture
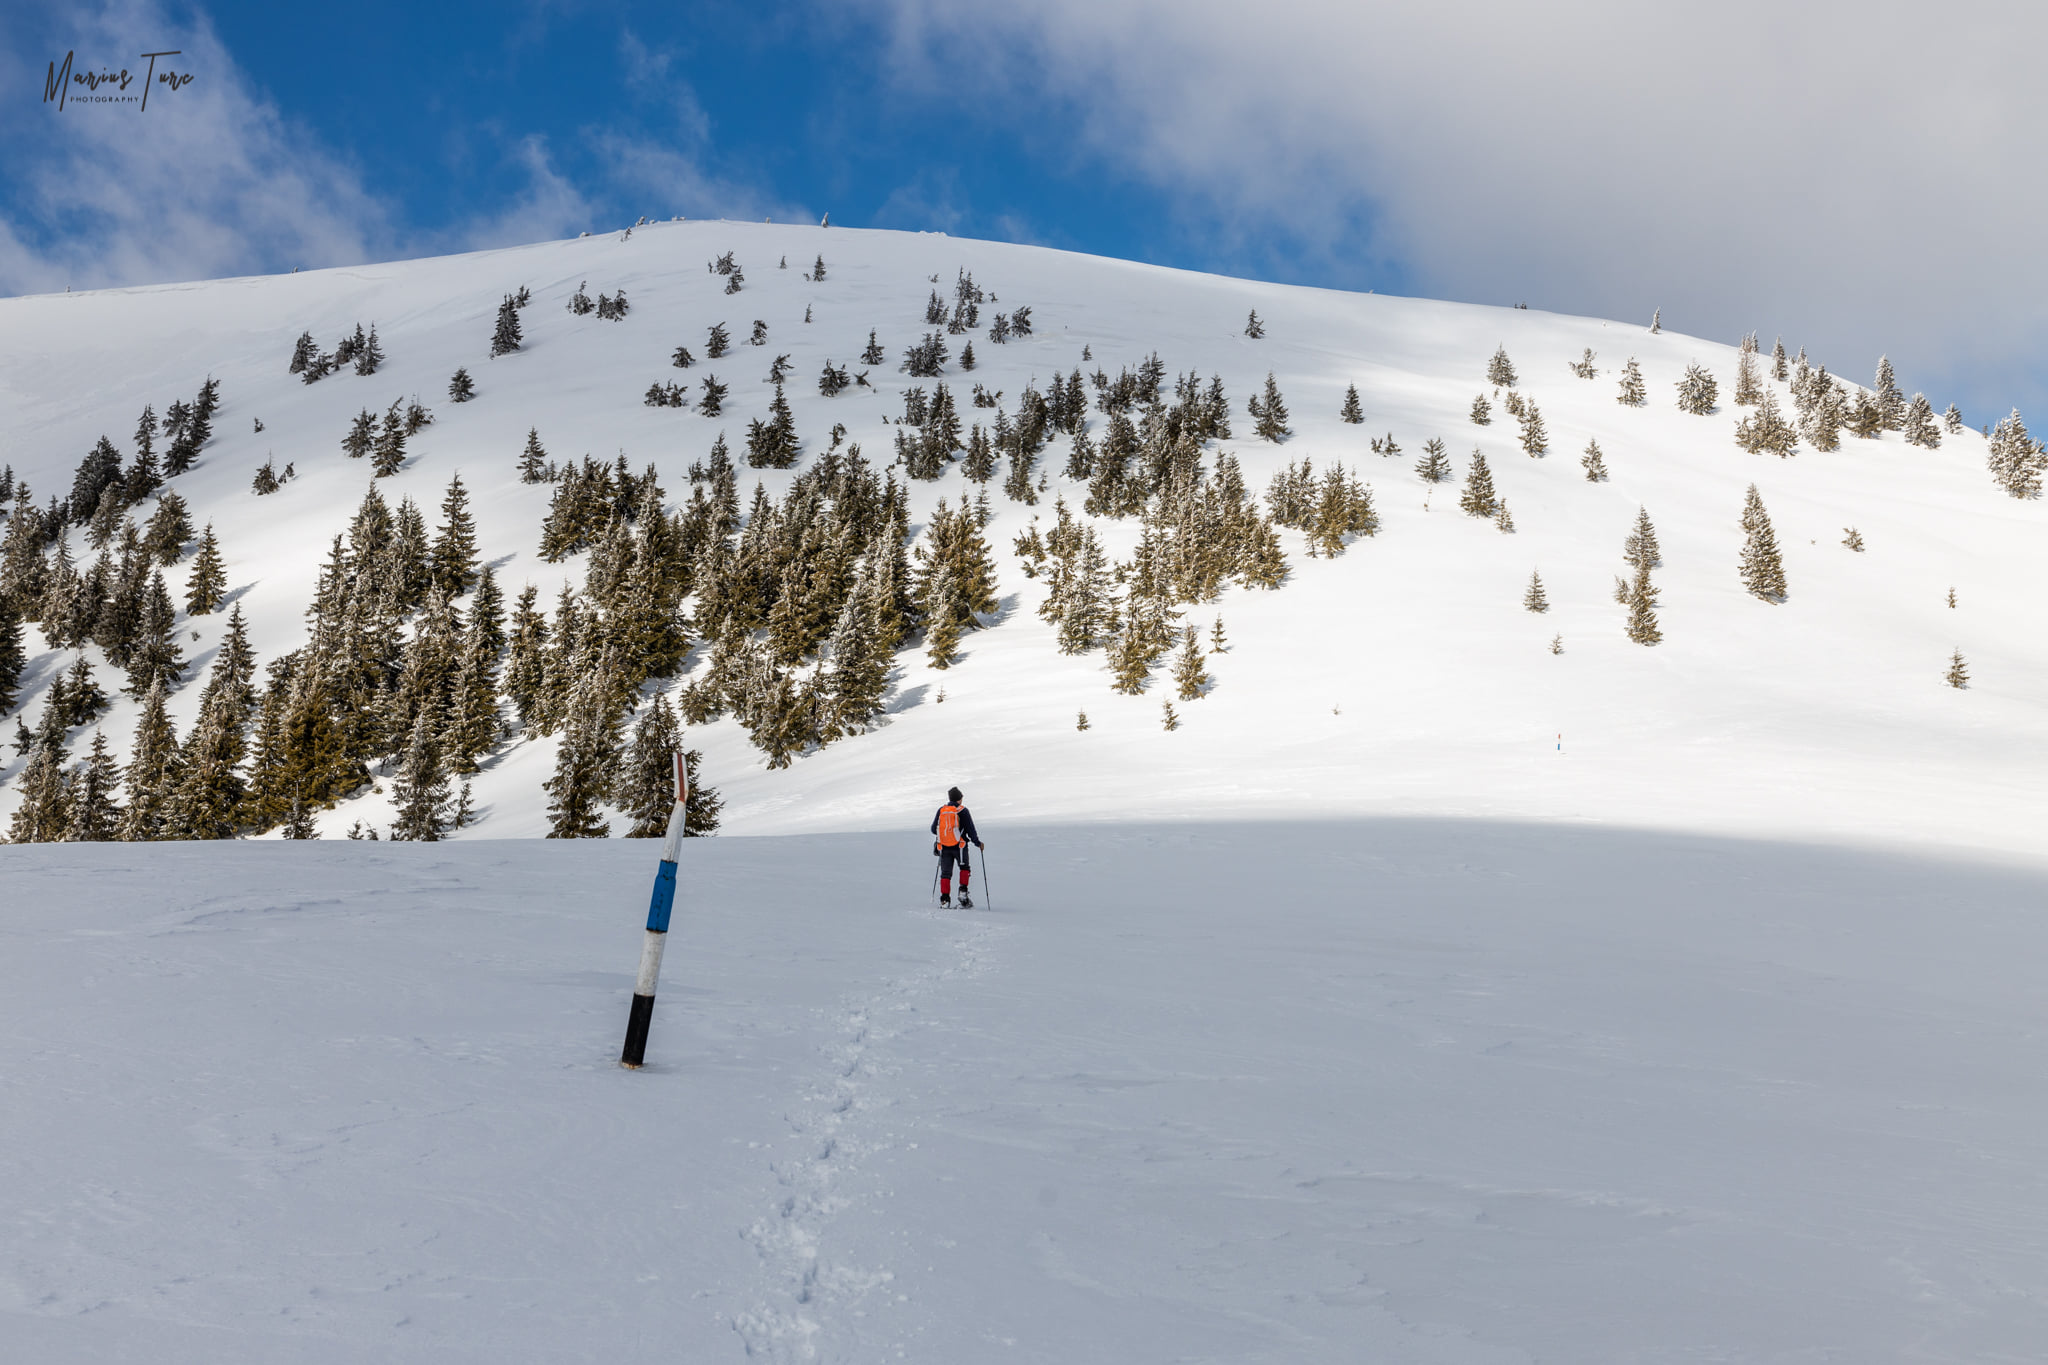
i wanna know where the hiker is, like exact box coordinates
[931,786,985,908]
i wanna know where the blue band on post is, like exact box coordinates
[645,860,678,933]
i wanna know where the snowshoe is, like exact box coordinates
[959,893,975,908]
[939,894,952,908]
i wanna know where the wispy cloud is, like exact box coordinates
[0,3,807,294]
[0,0,387,293]
[862,0,2048,414]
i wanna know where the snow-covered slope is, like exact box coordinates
[7,827,2048,1362]
[1,222,2042,854]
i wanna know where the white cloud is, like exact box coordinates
[0,4,805,295]
[865,0,2048,414]
[0,0,388,293]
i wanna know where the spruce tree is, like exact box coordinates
[61,655,108,727]
[1244,310,1264,338]
[343,408,376,460]
[1581,439,1609,481]
[1487,347,1517,387]
[1617,358,1646,406]
[1076,710,1089,731]
[706,322,731,358]
[1570,348,1599,379]
[1340,385,1364,424]
[1517,401,1548,456]
[1902,394,1941,449]
[1470,393,1491,425]
[1944,404,1964,434]
[519,428,549,483]
[1738,485,1787,601]
[0,596,24,714]
[698,375,729,417]
[1161,699,1180,731]
[1734,349,1762,406]
[1735,388,1798,457]
[1804,376,1846,452]
[168,696,246,841]
[1458,451,1499,518]
[430,475,480,596]
[1624,560,1662,645]
[1524,571,1549,612]
[1676,363,1719,415]
[449,367,476,402]
[1251,373,1291,442]
[282,789,320,839]
[125,572,185,699]
[389,712,453,841]
[1623,507,1661,570]
[1874,356,1905,430]
[119,679,180,840]
[545,665,618,838]
[1210,616,1227,653]
[1416,438,1452,484]
[1172,624,1209,700]
[372,404,407,477]
[1987,410,2045,498]
[923,567,962,669]
[354,326,385,376]
[1771,338,1789,381]
[1109,601,1153,695]
[614,694,685,836]
[490,296,523,356]
[1946,649,1969,689]
[65,730,123,840]
[1494,500,1516,534]
[7,744,69,843]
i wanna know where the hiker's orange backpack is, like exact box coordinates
[937,805,962,847]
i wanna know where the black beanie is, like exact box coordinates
[947,786,962,804]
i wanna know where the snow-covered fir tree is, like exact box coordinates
[1617,358,1646,406]
[1487,347,1517,387]
[1340,385,1364,424]
[1581,438,1609,482]
[1416,438,1453,484]
[1902,394,1941,449]
[1987,410,2045,498]
[1518,401,1548,456]
[1249,374,1292,442]
[1459,451,1499,518]
[1676,363,1719,415]
[489,297,522,356]
[1738,484,1787,601]
[1735,388,1798,457]
[1873,356,1905,430]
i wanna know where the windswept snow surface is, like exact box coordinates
[0,221,2042,852]
[6,828,2048,1363]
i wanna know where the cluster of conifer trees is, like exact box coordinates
[17,259,2035,841]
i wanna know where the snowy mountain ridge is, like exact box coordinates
[0,221,2041,856]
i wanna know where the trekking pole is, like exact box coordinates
[978,845,993,912]
[930,848,941,905]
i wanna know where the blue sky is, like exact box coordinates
[5,1,2045,423]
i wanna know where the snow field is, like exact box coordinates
[5,825,2048,1362]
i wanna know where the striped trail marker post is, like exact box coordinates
[621,752,687,1069]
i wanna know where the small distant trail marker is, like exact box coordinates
[621,753,687,1069]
